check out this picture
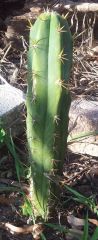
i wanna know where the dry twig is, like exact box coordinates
[54,3,98,12]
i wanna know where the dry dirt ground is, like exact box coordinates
[0,1,98,240]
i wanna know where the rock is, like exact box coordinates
[5,15,29,40]
[68,99,98,156]
[0,62,18,85]
[0,83,25,137]
[88,46,98,58]
[4,11,37,48]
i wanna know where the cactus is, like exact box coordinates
[26,11,73,219]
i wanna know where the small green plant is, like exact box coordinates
[0,122,25,182]
[5,134,25,182]
[0,119,7,145]
[68,130,98,143]
[64,185,98,215]
[91,227,98,240]
[45,221,86,239]
[45,214,98,240]
[21,194,35,220]
[26,11,73,219]
[0,123,5,145]
[81,213,89,240]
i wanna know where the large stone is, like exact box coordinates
[68,99,98,156]
[0,83,25,137]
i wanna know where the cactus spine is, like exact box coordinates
[26,11,72,219]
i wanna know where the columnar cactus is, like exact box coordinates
[26,11,73,219]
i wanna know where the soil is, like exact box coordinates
[0,1,98,240]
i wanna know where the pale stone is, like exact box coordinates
[0,83,25,136]
[68,99,98,156]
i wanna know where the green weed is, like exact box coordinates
[64,185,98,215]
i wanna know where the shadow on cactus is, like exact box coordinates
[26,11,73,220]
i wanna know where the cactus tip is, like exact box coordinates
[39,11,50,21]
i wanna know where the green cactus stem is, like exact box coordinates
[26,11,73,219]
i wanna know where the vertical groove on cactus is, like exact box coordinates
[26,11,73,219]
